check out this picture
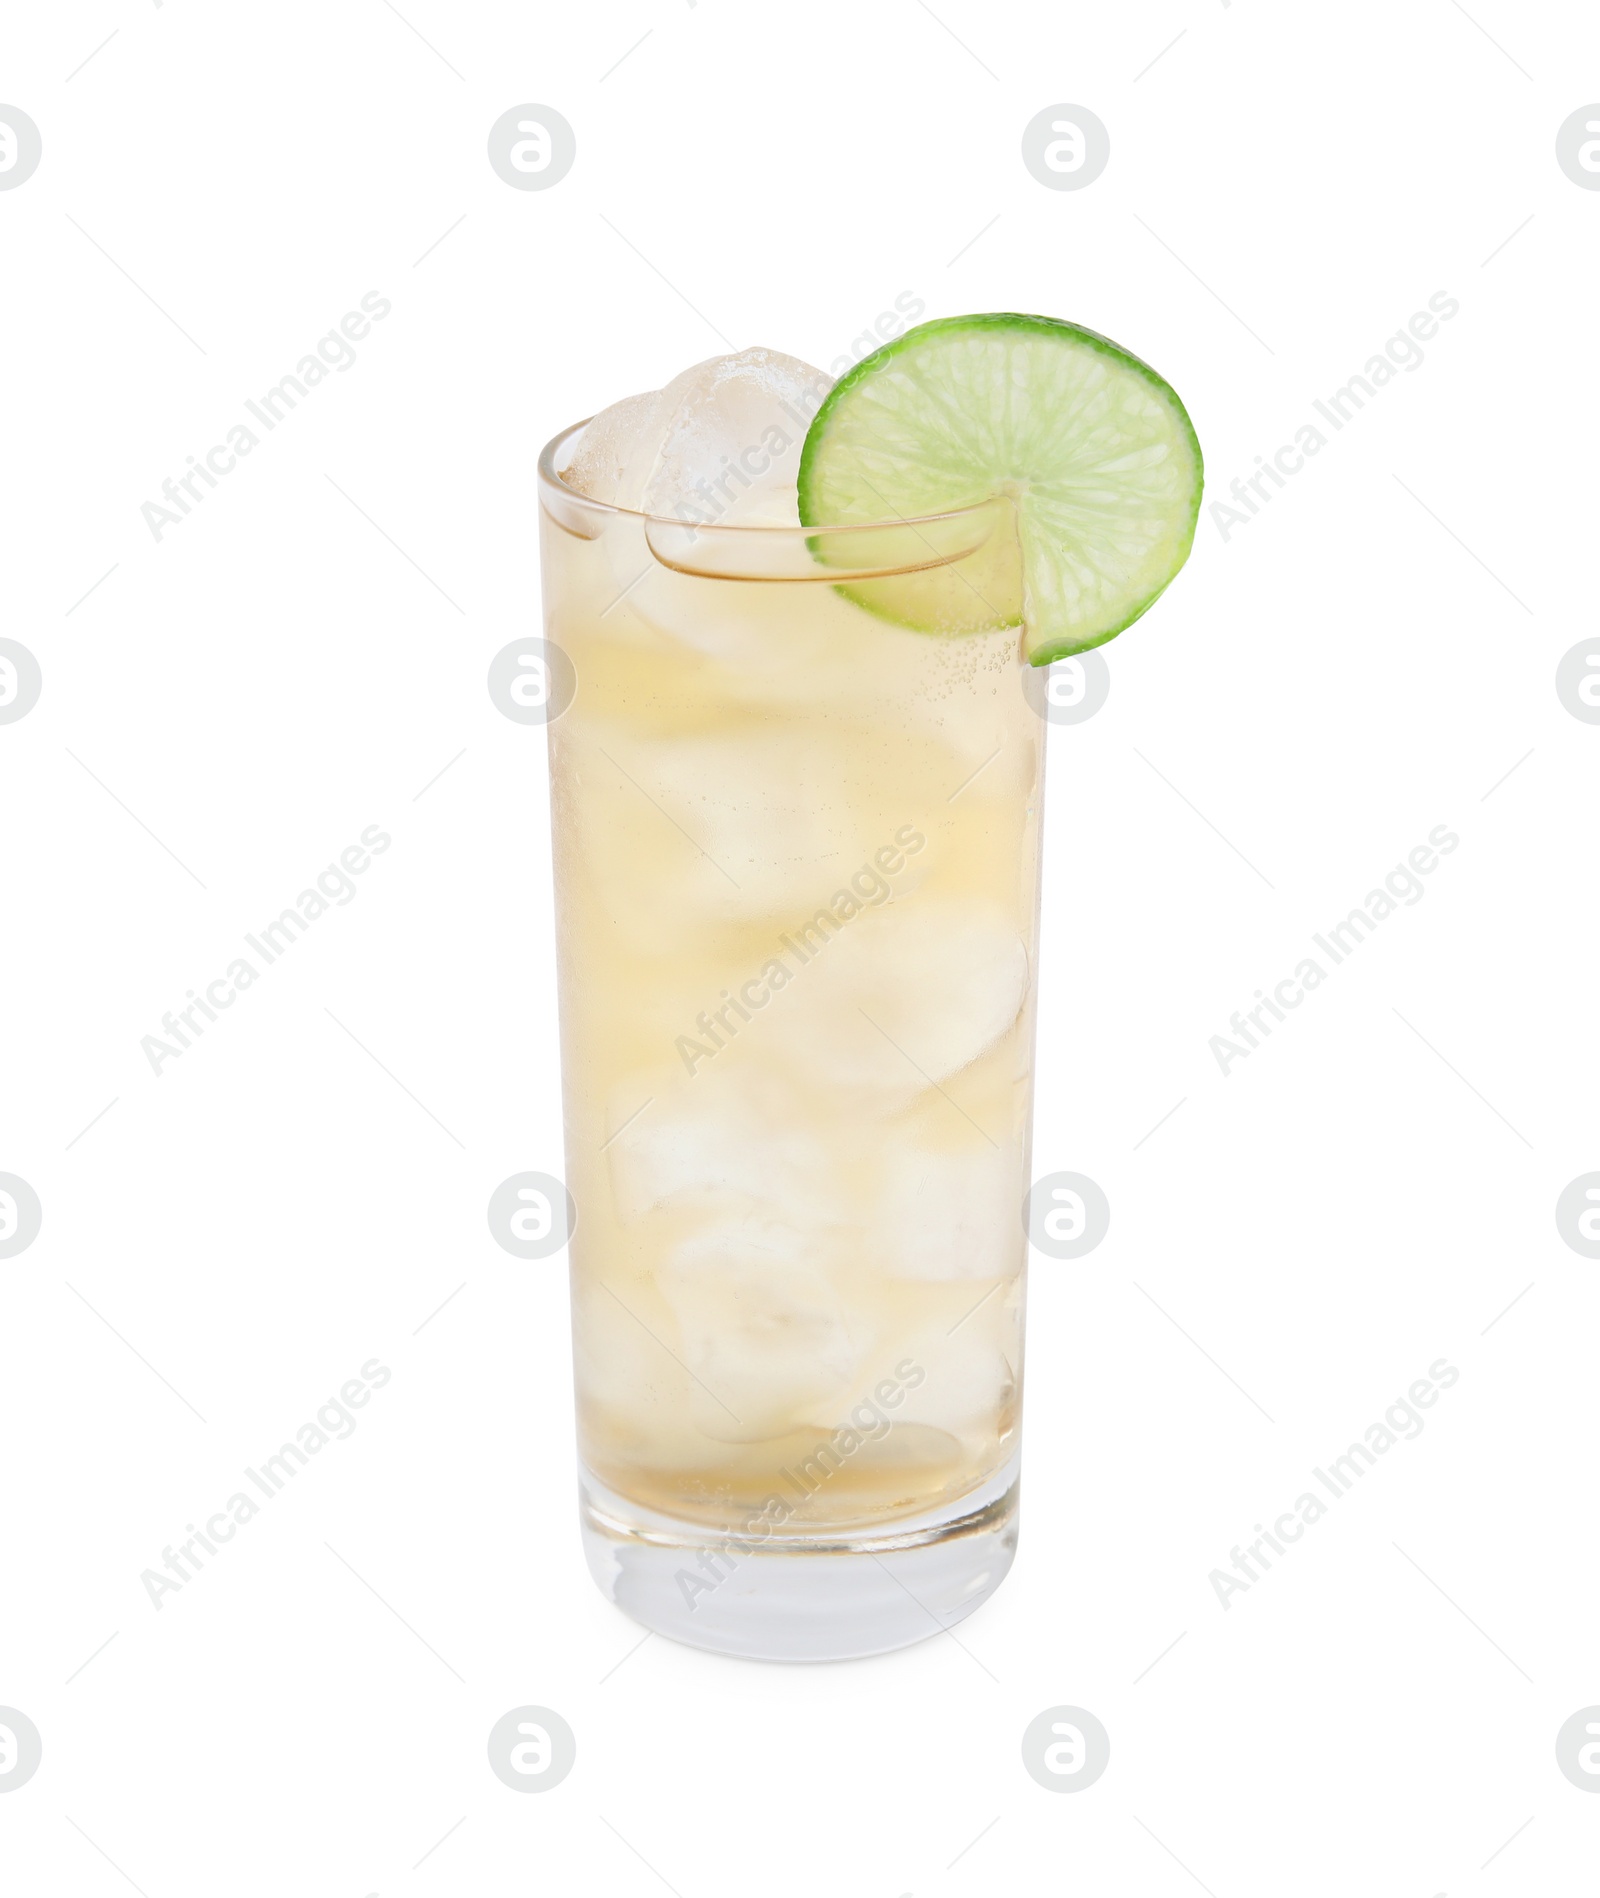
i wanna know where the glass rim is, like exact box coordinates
[536,417,998,538]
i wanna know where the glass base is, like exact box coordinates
[578,1461,1019,1662]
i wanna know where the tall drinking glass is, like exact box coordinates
[539,419,1045,1660]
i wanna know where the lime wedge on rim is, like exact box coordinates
[797,312,1203,664]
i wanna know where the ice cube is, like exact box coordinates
[637,724,856,905]
[570,721,862,936]
[873,1138,1027,1280]
[620,554,846,673]
[897,1325,1019,1442]
[563,348,832,525]
[607,1062,845,1227]
[561,386,677,508]
[768,899,1030,1096]
[642,348,831,527]
[657,1219,860,1442]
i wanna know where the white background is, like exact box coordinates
[3,2,1598,1893]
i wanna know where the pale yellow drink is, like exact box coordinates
[539,426,1043,1655]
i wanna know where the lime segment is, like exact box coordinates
[797,313,1203,663]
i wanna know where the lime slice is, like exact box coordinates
[797,313,1203,664]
